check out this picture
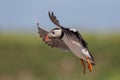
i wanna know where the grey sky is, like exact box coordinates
[0,0,120,32]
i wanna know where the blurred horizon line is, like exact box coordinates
[0,25,120,35]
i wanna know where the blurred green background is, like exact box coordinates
[0,32,120,80]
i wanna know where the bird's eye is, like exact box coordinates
[52,31,55,34]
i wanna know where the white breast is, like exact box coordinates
[62,35,86,60]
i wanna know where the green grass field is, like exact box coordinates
[0,33,120,80]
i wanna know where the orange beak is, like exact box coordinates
[45,34,49,42]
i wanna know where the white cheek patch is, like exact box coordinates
[54,29,62,36]
[69,28,77,32]
[82,48,91,58]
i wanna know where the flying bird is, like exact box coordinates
[37,11,95,74]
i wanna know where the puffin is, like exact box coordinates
[37,11,95,74]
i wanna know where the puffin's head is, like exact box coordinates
[45,28,62,42]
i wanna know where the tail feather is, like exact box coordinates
[90,58,95,65]
[89,56,95,65]
[87,49,95,65]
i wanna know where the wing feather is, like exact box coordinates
[37,22,69,50]
[63,28,87,48]
[76,31,88,48]
[48,11,62,28]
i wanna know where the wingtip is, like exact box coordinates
[48,11,54,18]
[35,16,39,26]
[48,11,62,28]
[37,23,40,31]
[35,17,41,30]
[52,11,54,16]
[48,11,50,15]
[48,11,54,14]
[92,61,96,65]
[37,22,39,27]
[90,58,95,65]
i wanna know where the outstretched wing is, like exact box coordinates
[48,11,62,28]
[37,22,69,50]
[76,31,88,48]
[63,28,88,48]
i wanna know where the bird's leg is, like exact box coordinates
[86,57,92,72]
[80,59,86,74]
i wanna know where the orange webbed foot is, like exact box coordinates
[80,59,86,74]
[86,57,92,72]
